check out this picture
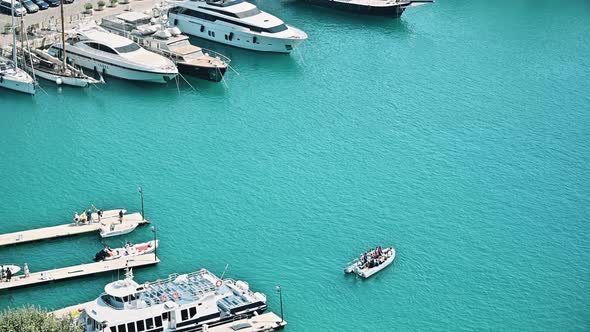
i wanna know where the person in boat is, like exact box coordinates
[24,263,30,278]
[80,212,87,224]
[74,212,80,226]
[118,210,124,224]
[86,209,92,224]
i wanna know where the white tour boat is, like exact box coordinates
[100,11,230,82]
[100,221,138,238]
[47,23,178,83]
[344,246,396,278]
[94,240,159,261]
[167,0,308,53]
[71,268,268,332]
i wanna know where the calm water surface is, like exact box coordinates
[0,0,589,330]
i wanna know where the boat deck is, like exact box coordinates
[0,210,148,247]
[206,312,286,332]
[0,254,159,291]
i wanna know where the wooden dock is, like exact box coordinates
[0,254,159,291]
[0,209,149,247]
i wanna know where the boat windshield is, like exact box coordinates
[266,24,288,33]
[234,7,260,18]
[115,42,141,53]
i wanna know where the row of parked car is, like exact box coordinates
[0,0,74,16]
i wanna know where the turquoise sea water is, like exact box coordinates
[1,0,589,330]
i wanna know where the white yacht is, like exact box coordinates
[47,23,178,83]
[299,0,433,18]
[344,246,396,278]
[168,0,307,53]
[100,11,230,82]
[0,57,35,94]
[76,268,268,332]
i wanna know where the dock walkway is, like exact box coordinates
[0,209,148,247]
[0,253,159,291]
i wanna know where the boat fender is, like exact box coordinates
[215,280,223,288]
[56,77,63,85]
[144,281,150,289]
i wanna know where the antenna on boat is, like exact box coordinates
[220,264,229,279]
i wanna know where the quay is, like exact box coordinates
[0,209,149,247]
[0,253,159,291]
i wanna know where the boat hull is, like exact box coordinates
[177,62,227,82]
[300,0,409,17]
[1,264,22,275]
[25,66,95,87]
[100,223,138,238]
[0,74,35,95]
[358,248,396,278]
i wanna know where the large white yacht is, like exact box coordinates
[76,268,268,332]
[167,0,307,53]
[298,0,433,18]
[47,23,178,83]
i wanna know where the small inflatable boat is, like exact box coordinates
[99,222,138,238]
[345,246,396,278]
[0,264,21,275]
[94,240,159,262]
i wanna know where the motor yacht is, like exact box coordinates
[344,246,396,278]
[299,0,433,18]
[100,11,230,82]
[71,268,268,332]
[47,23,178,83]
[168,0,307,53]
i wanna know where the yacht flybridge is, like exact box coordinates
[78,268,268,332]
[168,0,307,53]
[47,23,178,83]
[299,0,433,18]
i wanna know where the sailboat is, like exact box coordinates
[23,0,102,87]
[0,0,35,95]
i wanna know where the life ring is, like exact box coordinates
[144,281,150,289]
[199,268,207,276]
[215,280,223,288]
[160,294,168,302]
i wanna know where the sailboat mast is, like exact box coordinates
[60,0,67,69]
[11,0,16,64]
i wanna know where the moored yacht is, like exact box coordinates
[168,0,307,53]
[76,268,268,332]
[47,23,178,83]
[0,57,35,94]
[299,0,433,18]
[100,11,230,82]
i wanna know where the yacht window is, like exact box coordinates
[127,322,136,332]
[115,43,141,53]
[110,327,117,332]
[154,316,163,327]
[162,312,169,320]
[145,318,154,329]
[181,309,189,321]
[122,296,129,302]
[118,324,126,332]
[85,42,118,54]
[189,307,197,317]
[266,24,288,33]
[136,320,145,332]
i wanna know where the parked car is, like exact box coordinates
[44,0,59,6]
[31,0,48,9]
[0,0,27,16]
[62,0,73,4]
[20,0,39,13]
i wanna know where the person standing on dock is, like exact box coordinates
[24,263,30,278]
[74,212,80,226]
[86,209,93,224]
[0,265,4,282]
[5,267,11,282]
[119,210,124,224]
